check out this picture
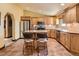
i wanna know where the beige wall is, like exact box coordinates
[23,10,45,17]
[0,4,23,48]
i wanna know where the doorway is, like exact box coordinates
[4,13,13,38]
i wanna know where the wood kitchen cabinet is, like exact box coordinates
[44,17,50,25]
[65,33,71,50]
[69,6,76,23]
[60,32,71,50]
[54,29,79,54]
[76,4,79,23]
[63,6,76,23]
[44,17,53,25]
[44,16,57,25]
[60,32,66,46]
[64,10,70,23]
[59,4,79,23]
[70,33,79,53]
[47,30,51,38]
[60,31,79,53]
[50,29,56,39]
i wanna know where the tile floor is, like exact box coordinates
[0,38,73,56]
[47,38,73,56]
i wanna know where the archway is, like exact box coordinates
[4,13,13,38]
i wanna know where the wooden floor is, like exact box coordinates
[0,38,73,56]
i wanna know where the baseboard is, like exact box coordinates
[18,37,24,39]
[12,38,19,41]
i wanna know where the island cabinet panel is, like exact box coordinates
[70,34,79,53]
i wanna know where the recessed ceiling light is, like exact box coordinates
[60,3,65,6]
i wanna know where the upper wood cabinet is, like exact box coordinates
[44,16,57,25]
[70,6,76,23]
[76,4,79,23]
[31,17,38,25]
[44,17,53,25]
[59,4,79,23]
[63,10,70,23]
[63,6,76,23]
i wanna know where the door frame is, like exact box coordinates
[4,13,15,39]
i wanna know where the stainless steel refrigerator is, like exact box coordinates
[20,20,30,38]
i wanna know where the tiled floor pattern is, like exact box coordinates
[0,38,73,56]
[47,38,73,56]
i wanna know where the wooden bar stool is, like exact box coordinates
[23,32,34,55]
[36,33,48,55]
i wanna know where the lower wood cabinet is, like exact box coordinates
[60,32,71,50]
[65,33,71,50]
[60,32,66,46]
[50,29,79,54]
[50,29,56,39]
[70,34,79,53]
[60,31,79,53]
[47,30,51,38]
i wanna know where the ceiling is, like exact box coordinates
[18,3,76,16]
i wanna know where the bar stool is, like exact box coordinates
[36,33,48,54]
[23,32,34,55]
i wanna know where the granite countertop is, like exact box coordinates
[45,23,79,34]
[56,29,79,34]
[46,26,79,34]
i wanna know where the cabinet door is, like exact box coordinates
[51,29,56,38]
[65,33,71,50]
[44,17,54,25]
[60,32,66,46]
[63,6,76,23]
[44,17,50,25]
[63,10,70,23]
[47,30,51,38]
[71,34,79,53]
[70,7,76,23]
